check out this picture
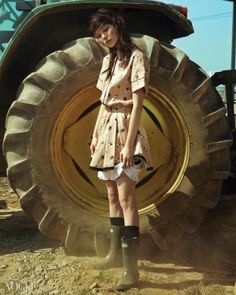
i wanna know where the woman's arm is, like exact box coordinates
[90,103,105,155]
[92,103,105,138]
[120,88,144,167]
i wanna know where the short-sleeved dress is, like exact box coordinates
[90,47,153,180]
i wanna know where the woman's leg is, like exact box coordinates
[115,173,139,291]
[105,179,123,218]
[92,180,124,269]
[116,173,138,226]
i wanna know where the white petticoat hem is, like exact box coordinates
[97,162,142,183]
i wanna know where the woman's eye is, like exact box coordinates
[103,26,109,32]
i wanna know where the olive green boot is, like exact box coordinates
[93,225,123,269]
[115,237,139,291]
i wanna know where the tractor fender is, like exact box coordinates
[0,1,193,106]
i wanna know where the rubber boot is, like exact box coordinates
[115,237,139,291]
[93,225,123,269]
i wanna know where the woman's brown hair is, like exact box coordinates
[89,8,134,79]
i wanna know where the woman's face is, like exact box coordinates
[95,24,119,48]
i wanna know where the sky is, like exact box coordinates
[162,0,233,73]
[0,0,234,73]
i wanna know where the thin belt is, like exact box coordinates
[104,104,132,113]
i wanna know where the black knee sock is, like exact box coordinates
[110,217,124,226]
[123,226,139,239]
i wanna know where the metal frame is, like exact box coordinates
[211,70,236,129]
[222,0,236,130]
[0,0,21,52]
[225,0,236,69]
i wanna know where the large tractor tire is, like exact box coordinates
[3,35,232,255]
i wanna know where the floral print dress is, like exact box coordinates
[90,47,153,181]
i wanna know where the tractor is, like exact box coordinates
[0,0,235,256]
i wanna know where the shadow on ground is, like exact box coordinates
[0,229,61,256]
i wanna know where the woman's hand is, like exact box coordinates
[120,144,134,168]
[90,136,97,156]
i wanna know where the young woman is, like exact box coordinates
[89,8,153,291]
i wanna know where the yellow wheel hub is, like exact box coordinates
[51,85,190,216]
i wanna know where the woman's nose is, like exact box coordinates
[101,32,107,40]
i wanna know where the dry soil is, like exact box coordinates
[0,177,236,295]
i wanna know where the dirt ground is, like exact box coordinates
[0,177,236,295]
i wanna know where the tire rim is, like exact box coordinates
[51,84,190,216]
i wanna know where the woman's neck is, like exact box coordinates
[114,42,122,60]
[116,50,122,61]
